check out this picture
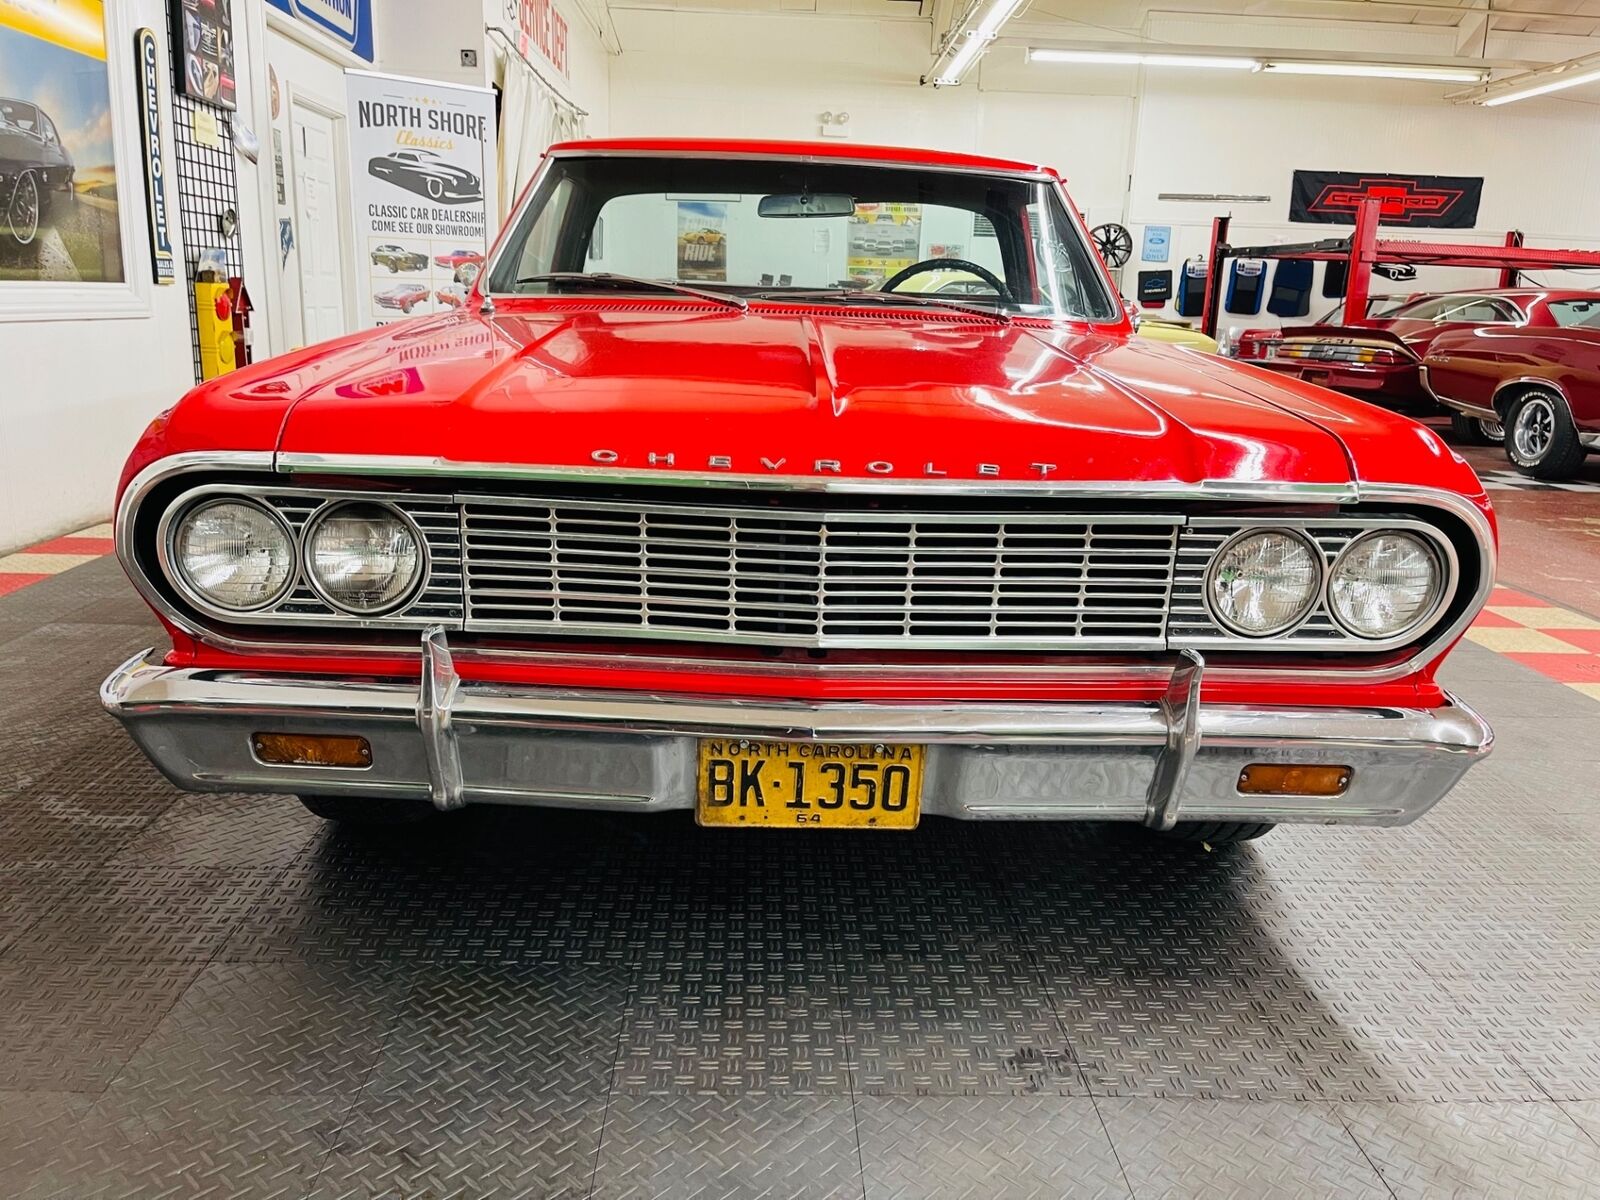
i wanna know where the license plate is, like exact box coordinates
[696,739,923,829]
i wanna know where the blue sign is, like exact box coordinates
[1141,225,1172,264]
[266,0,374,62]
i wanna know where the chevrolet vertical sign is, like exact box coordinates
[1289,170,1483,229]
[135,28,175,284]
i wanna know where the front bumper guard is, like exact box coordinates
[102,629,1492,827]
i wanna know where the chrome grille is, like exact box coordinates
[460,498,1182,649]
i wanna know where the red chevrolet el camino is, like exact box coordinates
[102,139,1495,845]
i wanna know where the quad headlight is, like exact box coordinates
[1206,529,1322,637]
[170,499,295,612]
[305,502,423,614]
[1328,531,1442,639]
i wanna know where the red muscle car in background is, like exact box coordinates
[100,138,1494,850]
[1231,289,1600,439]
[1424,312,1600,480]
[434,248,483,270]
[373,282,431,314]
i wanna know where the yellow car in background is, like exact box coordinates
[878,271,1218,352]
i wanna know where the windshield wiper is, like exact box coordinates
[512,272,748,311]
[753,288,1011,324]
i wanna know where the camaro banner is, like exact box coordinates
[345,70,497,327]
[1289,170,1483,228]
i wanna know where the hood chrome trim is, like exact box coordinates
[116,451,1494,686]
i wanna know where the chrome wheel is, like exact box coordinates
[6,171,40,247]
[1512,395,1556,464]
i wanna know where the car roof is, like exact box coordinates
[546,137,1062,179]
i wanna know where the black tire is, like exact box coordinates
[1505,389,1586,481]
[5,170,41,250]
[1151,821,1275,844]
[299,794,437,826]
[1450,411,1503,446]
[388,262,398,273]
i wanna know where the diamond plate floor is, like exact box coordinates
[4,557,1600,1198]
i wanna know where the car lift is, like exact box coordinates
[1199,195,1600,339]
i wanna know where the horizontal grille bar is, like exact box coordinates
[460,497,1181,649]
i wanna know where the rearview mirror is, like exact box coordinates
[758,192,855,218]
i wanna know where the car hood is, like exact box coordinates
[261,304,1467,491]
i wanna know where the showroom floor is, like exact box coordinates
[3,447,1600,1199]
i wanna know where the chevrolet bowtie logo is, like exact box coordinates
[1309,178,1465,224]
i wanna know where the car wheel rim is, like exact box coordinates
[8,173,39,245]
[427,179,442,199]
[1479,418,1505,442]
[1513,396,1555,463]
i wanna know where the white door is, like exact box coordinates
[291,104,348,344]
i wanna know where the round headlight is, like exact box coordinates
[171,499,295,612]
[1207,529,1322,637]
[305,502,423,614]
[1329,531,1442,640]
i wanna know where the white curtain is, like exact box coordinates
[494,42,586,224]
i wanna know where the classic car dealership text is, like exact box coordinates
[5,0,1600,1195]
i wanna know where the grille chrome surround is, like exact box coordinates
[460,497,1182,650]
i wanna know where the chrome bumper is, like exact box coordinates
[101,631,1492,827]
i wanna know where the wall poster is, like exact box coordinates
[346,70,497,328]
[172,0,236,109]
[846,202,921,288]
[675,201,726,282]
[0,0,123,282]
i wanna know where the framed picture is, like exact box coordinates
[171,0,236,110]
[0,0,155,319]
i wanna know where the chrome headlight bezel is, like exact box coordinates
[162,496,297,615]
[1326,529,1446,641]
[302,500,428,617]
[1203,527,1325,639]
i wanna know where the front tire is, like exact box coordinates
[1506,389,1586,480]
[1151,821,1275,844]
[5,171,41,248]
[1450,411,1504,446]
[299,794,437,826]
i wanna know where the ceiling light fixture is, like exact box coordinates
[1262,61,1486,83]
[1480,65,1600,105]
[924,0,1029,87]
[1027,48,1258,70]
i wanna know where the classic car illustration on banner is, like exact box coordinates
[434,247,483,270]
[0,97,73,251]
[103,138,1495,848]
[370,243,429,272]
[372,281,431,313]
[367,149,482,204]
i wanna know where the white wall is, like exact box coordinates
[606,7,1600,339]
[0,0,194,553]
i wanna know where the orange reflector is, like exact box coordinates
[253,733,372,768]
[1237,763,1352,796]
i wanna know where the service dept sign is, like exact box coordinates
[345,70,498,328]
[134,28,175,284]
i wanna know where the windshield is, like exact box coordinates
[1387,294,1523,323]
[485,155,1119,321]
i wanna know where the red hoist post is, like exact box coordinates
[1342,196,1383,329]
[1499,231,1525,287]
[1199,215,1230,340]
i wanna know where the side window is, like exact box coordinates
[1548,299,1600,327]
[41,115,59,145]
[499,176,578,285]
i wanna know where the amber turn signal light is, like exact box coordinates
[1237,763,1352,796]
[252,733,372,768]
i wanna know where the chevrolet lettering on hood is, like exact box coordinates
[589,448,1062,478]
[103,137,1495,851]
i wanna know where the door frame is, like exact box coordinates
[285,84,359,340]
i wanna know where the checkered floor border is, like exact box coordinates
[0,523,115,597]
[1477,468,1600,492]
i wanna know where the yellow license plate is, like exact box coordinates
[696,740,923,829]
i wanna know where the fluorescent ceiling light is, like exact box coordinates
[1263,61,1485,83]
[1481,66,1600,105]
[1028,48,1258,70]
[928,0,1028,86]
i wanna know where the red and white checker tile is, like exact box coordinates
[4,526,1600,706]
[0,523,115,598]
[1467,587,1600,703]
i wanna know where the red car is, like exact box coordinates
[101,138,1494,849]
[434,248,483,270]
[373,283,431,314]
[1423,310,1600,479]
[1231,289,1600,430]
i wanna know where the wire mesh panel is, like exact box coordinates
[168,24,243,383]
